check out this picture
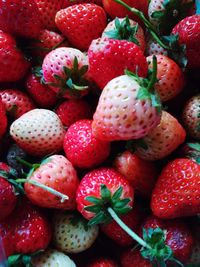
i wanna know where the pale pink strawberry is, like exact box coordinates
[146,37,168,56]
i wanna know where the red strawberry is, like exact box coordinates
[121,249,152,267]
[64,120,110,169]
[87,258,118,267]
[26,73,57,108]
[0,31,30,83]
[135,111,186,160]
[0,200,51,257]
[151,158,200,219]
[0,162,17,221]
[0,97,7,139]
[62,0,103,8]
[172,15,200,68]
[55,4,107,51]
[147,55,185,102]
[55,99,92,128]
[0,0,42,39]
[42,47,89,99]
[24,155,79,209]
[88,38,148,89]
[182,95,200,140]
[34,0,63,30]
[0,89,35,119]
[113,151,158,198]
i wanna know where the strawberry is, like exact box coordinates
[42,47,89,98]
[0,0,42,39]
[64,120,110,169]
[151,158,200,219]
[24,155,79,209]
[55,4,107,51]
[102,17,145,52]
[62,0,103,8]
[0,162,17,221]
[182,95,200,140]
[113,151,158,198]
[0,200,51,257]
[0,89,35,119]
[87,258,118,267]
[32,249,76,267]
[172,15,200,68]
[55,99,92,128]
[34,0,63,30]
[0,31,30,83]
[0,97,7,139]
[121,249,152,267]
[53,211,99,253]
[26,72,57,108]
[135,111,186,161]
[146,37,168,56]
[88,38,148,89]
[147,55,185,102]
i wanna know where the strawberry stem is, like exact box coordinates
[16,179,69,202]
[107,207,151,249]
[16,157,33,168]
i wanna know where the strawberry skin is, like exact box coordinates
[87,258,118,267]
[25,155,79,209]
[146,37,168,56]
[63,0,103,8]
[121,249,152,267]
[151,158,200,219]
[0,97,7,139]
[88,38,148,89]
[55,4,107,51]
[0,0,42,39]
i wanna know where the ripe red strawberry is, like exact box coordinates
[0,0,42,39]
[182,95,200,140]
[0,31,30,83]
[62,0,102,8]
[88,38,148,89]
[10,109,65,157]
[0,200,51,257]
[0,89,35,119]
[34,0,63,30]
[172,15,200,68]
[151,158,200,219]
[142,216,194,263]
[147,55,185,102]
[0,162,17,221]
[55,99,92,128]
[113,151,158,198]
[102,17,145,52]
[55,4,107,51]
[121,249,152,267]
[42,47,89,98]
[26,73,57,108]
[87,258,118,267]
[64,120,110,169]
[0,97,7,139]
[24,155,79,209]
[135,111,186,160]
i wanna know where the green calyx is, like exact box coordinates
[186,143,200,164]
[84,184,132,226]
[105,16,140,45]
[8,251,43,267]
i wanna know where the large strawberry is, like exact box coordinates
[64,120,110,169]
[53,211,99,253]
[0,31,30,82]
[88,37,148,89]
[87,258,118,267]
[55,4,107,51]
[151,158,200,219]
[0,97,7,139]
[0,0,42,39]
[10,109,65,157]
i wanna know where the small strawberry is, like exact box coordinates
[0,31,30,83]
[0,89,35,119]
[53,211,99,253]
[88,37,148,89]
[0,0,42,39]
[87,258,118,267]
[10,109,65,157]
[32,249,76,267]
[42,47,89,98]
[24,155,79,209]
[55,99,92,128]
[135,111,186,161]
[102,17,145,51]
[121,249,152,267]
[147,55,185,102]
[55,4,107,51]
[182,95,200,140]
[26,72,57,108]
[0,97,7,139]
[151,158,200,219]
[113,151,158,198]
[64,120,110,169]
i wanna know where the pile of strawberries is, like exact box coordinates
[0,0,200,266]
